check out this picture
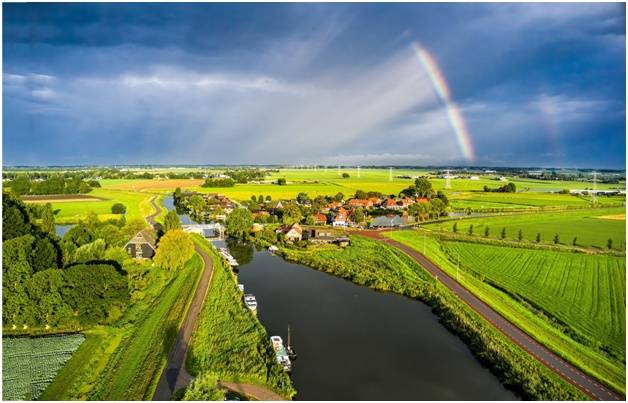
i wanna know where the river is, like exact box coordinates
[165,196,517,400]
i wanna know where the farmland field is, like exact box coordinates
[3,334,85,400]
[426,206,626,249]
[386,230,626,394]
[442,241,626,356]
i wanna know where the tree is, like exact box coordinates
[414,177,434,198]
[452,222,458,233]
[518,229,523,241]
[501,227,507,239]
[163,210,181,233]
[430,198,446,218]
[333,192,344,202]
[296,192,309,204]
[572,237,578,246]
[265,195,272,202]
[257,195,264,203]
[607,238,613,250]
[342,173,349,178]
[536,233,542,243]
[41,203,55,235]
[354,190,367,200]
[11,176,31,195]
[352,207,365,224]
[154,230,195,271]
[553,233,560,244]
[468,224,474,236]
[436,190,449,206]
[250,195,257,202]
[277,178,287,185]
[484,226,490,237]
[111,203,127,215]
[226,208,254,239]
[74,239,107,263]
[282,203,302,224]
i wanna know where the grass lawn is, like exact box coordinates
[386,230,626,394]
[48,188,157,224]
[427,207,626,249]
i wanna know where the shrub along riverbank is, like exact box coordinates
[183,235,295,400]
[276,236,587,400]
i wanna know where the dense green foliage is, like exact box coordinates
[7,175,95,195]
[163,210,181,232]
[226,208,254,239]
[111,202,127,214]
[154,229,195,271]
[185,236,295,399]
[3,334,85,400]
[202,177,235,187]
[442,241,626,358]
[183,373,226,400]
[279,236,587,400]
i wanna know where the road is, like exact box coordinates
[147,196,287,401]
[357,229,623,401]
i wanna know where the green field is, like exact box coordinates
[40,188,157,224]
[387,230,626,394]
[185,236,295,399]
[443,241,625,355]
[3,334,85,400]
[427,207,626,249]
[91,255,203,400]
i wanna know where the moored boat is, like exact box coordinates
[244,293,257,314]
[270,336,292,372]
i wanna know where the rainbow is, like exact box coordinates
[412,43,475,161]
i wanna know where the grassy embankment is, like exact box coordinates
[387,230,626,395]
[184,235,295,400]
[41,256,204,400]
[277,236,587,400]
[427,206,626,249]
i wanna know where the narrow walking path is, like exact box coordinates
[147,196,215,400]
[218,382,285,401]
[357,229,623,401]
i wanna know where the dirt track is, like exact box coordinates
[357,229,623,401]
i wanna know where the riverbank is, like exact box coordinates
[182,235,295,400]
[273,236,587,400]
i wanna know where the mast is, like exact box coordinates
[287,324,291,347]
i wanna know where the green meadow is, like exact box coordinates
[427,206,626,249]
[387,230,626,395]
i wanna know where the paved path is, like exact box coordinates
[357,229,623,401]
[218,382,285,401]
[147,196,215,400]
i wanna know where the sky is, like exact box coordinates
[3,3,626,168]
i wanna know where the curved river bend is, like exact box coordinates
[165,197,517,400]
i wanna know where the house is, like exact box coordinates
[332,208,349,227]
[309,228,335,244]
[124,229,157,259]
[416,198,429,203]
[368,197,382,206]
[383,199,403,210]
[314,213,328,225]
[347,199,373,208]
[399,198,415,208]
[278,223,303,242]
[370,215,404,228]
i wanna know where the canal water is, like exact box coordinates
[165,197,517,400]
[55,224,73,237]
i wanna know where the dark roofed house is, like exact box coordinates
[124,229,157,259]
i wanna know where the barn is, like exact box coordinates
[124,229,157,259]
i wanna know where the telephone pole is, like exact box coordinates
[389,167,393,182]
[445,169,451,190]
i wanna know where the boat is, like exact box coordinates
[286,325,297,360]
[268,245,279,253]
[270,336,292,372]
[237,284,245,292]
[243,294,257,314]
[219,247,239,266]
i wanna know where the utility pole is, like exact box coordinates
[592,171,597,206]
[338,165,341,175]
[324,165,327,173]
[389,167,393,182]
[456,251,460,282]
[357,166,361,178]
[445,169,451,190]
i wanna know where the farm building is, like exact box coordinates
[124,229,157,259]
[277,223,303,242]
[370,215,405,228]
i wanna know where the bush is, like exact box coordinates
[111,203,127,214]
